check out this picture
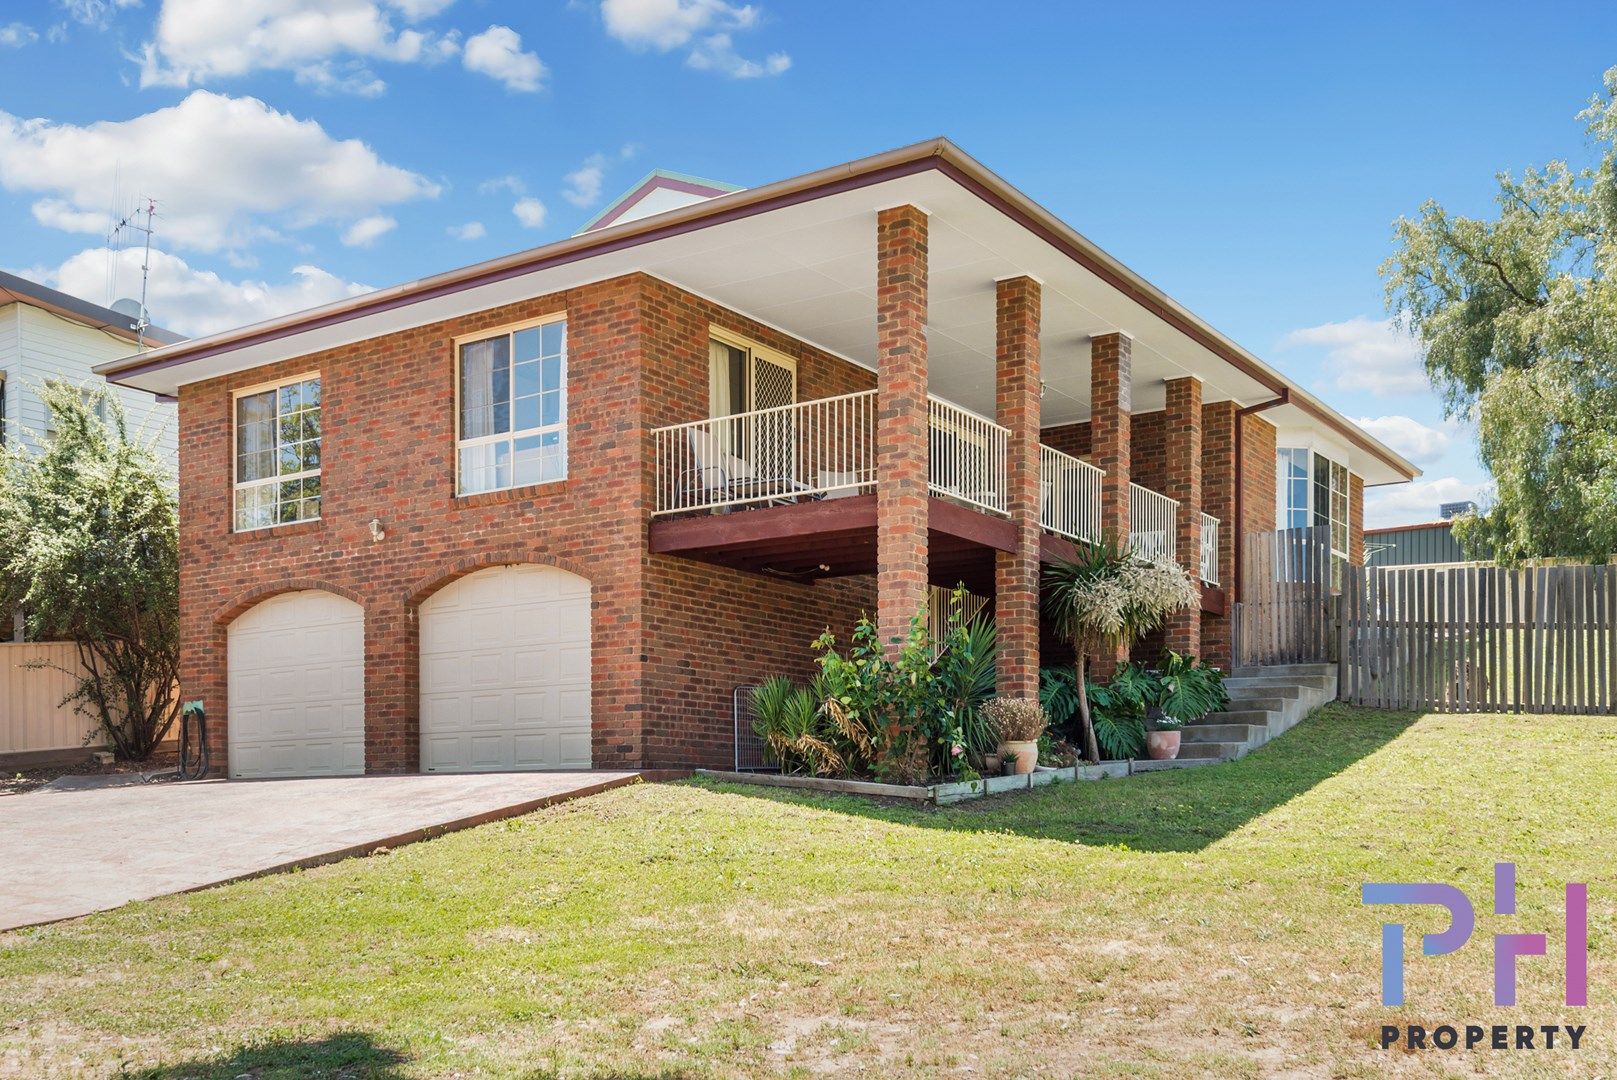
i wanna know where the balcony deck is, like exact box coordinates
[649,492,1080,593]
[648,390,1220,600]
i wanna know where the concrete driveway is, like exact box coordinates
[0,771,644,931]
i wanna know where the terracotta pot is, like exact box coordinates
[1146,730,1181,761]
[983,753,1002,775]
[1002,740,1039,775]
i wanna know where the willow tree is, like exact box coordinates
[0,382,180,759]
[1382,67,1617,563]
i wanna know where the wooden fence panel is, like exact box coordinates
[1342,563,1617,714]
[0,641,96,754]
[1234,527,1336,669]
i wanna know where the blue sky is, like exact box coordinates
[2,1,1613,526]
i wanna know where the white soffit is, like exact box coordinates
[104,169,1282,429]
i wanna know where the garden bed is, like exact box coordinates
[696,760,1160,805]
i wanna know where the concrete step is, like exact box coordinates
[1220,695,1289,714]
[1224,676,1332,694]
[1225,681,1305,699]
[1178,740,1245,760]
[1232,663,1336,679]
[1181,723,1260,743]
[1196,708,1274,727]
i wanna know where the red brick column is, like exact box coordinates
[1163,376,1202,657]
[994,276,1041,697]
[1200,400,1237,670]
[875,205,930,653]
[1090,331,1131,676]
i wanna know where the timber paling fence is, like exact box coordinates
[1339,562,1617,714]
[1233,527,1336,669]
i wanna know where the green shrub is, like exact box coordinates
[1157,651,1230,726]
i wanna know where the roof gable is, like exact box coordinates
[577,170,741,234]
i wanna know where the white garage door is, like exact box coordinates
[227,590,365,779]
[419,564,592,772]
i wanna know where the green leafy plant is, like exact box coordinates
[932,595,999,766]
[751,676,842,776]
[1038,666,1081,731]
[813,607,949,784]
[1043,535,1200,764]
[0,382,178,760]
[1085,676,1148,760]
[1157,651,1229,727]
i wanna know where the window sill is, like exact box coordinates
[229,519,325,543]
[454,480,569,509]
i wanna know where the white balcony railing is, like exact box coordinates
[652,390,878,514]
[1129,482,1179,562]
[927,396,1009,516]
[651,391,1013,517]
[1200,512,1220,584]
[1039,444,1103,543]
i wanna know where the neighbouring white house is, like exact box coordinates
[0,270,183,465]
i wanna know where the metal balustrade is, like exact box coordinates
[1039,444,1104,543]
[926,396,1009,516]
[1200,512,1220,584]
[1129,482,1179,562]
[652,390,878,514]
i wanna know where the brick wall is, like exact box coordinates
[1200,401,1238,669]
[180,272,877,775]
[637,276,875,767]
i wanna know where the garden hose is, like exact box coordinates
[178,700,209,780]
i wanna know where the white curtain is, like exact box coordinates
[460,340,496,438]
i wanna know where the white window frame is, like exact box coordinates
[1277,445,1354,584]
[454,313,568,497]
[232,372,322,533]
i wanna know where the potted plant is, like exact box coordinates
[982,696,1047,775]
[1144,709,1183,760]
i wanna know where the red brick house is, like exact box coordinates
[97,140,1417,779]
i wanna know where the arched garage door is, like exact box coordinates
[227,590,365,779]
[419,564,592,772]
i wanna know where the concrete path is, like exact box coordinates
[0,771,643,931]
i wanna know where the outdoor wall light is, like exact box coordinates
[369,518,386,543]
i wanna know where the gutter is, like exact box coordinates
[1232,390,1290,601]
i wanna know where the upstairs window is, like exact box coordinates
[457,317,567,496]
[234,375,321,531]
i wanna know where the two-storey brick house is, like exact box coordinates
[97,140,1417,779]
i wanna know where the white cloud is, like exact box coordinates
[46,23,69,43]
[138,0,460,95]
[1365,476,1486,530]
[340,214,396,247]
[29,246,372,338]
[562,145,638,208]
[447,220,485,240]
[600,0,789,78]
[57,0,140,31]
[0,91,440,253]
[1278,316,1427,396]
[562,159,607,208]
[461,25,544,91]
[686,32,788,78]
[1353,414,1455,467]
[0,22,39,47]
[479,173,525,195]
[512,196,547,228]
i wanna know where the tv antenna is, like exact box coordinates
[108,197,157,350]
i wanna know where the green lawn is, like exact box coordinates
[2,704,1613,1078]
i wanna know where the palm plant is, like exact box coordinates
[1043,535,1200,763]
[751,676,843,776]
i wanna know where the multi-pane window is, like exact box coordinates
[1277,447,1310,530]
[234,376,321,531]
[1277,446,1351,587]
[457,318,567,495]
